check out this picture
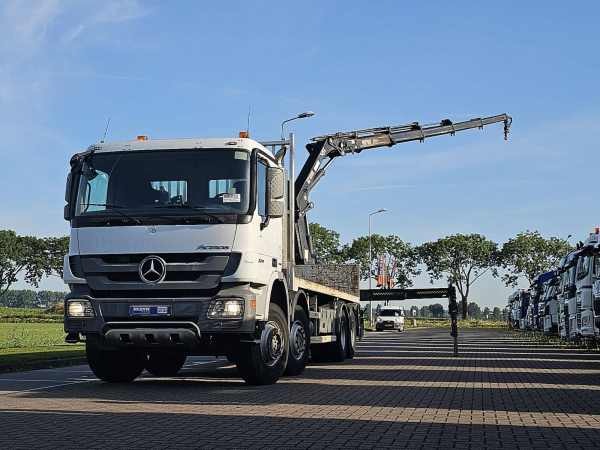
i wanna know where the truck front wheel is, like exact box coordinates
[236,303,289,385]
[145,351,186,377]
[86,340,145,383]
[285,306,310,376]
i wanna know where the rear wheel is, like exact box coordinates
[86,340,145,383]
[236,303,288,385]
[346,311,357,359]
[285,306,310,376]
[145,351,186,377]
[326,309,348,362]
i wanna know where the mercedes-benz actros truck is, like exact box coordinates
[63,113,511,384]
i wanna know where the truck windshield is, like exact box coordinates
[75,149,250,218]
[379,310,401,317]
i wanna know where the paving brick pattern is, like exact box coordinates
[1,328,600,449]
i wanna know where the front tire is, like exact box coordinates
[285,306,310,376]
[145,351,186,377]
[236,303,289,385]
[86,340,145,383]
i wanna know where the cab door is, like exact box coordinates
[255,157,283,277]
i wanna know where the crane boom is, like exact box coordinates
[294,113,512,264]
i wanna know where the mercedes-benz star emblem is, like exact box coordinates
[138,255,167,284]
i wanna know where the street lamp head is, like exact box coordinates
[297,111,315,119]
[281,111,316,139]
[369,208,388,216]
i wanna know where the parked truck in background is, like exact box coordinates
[540,271,560,335]
[62,113,511,384]
[557,251,578,339]
[529,271,555,332]
[575,231,600,339]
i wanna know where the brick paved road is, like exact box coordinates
[1,328,600,449]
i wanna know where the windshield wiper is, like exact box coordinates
[153,204,225,223]
[83,203,143,225]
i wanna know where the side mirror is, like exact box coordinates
[64,173,72,221]
[267,167,285,218]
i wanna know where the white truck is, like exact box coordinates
[62,113,511,384]
[541,272,560,335]
[557,251,578,339]
[574,231,600,339]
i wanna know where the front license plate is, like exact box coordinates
[129,305,171,317]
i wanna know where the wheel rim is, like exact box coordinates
[260,320,285,367]
[290,320,307,360]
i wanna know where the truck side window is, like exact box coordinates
[78,169,109,213]
[257,160,267,218]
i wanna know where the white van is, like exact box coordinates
[376,307,405,332]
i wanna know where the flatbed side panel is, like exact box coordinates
[294,264,359,297]
[294,277,360,304]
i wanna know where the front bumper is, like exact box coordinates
[376,321,401,330]
[64,285,257,350]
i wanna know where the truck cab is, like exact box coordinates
[507,291,521,329]
[63,137,301,383]
[556,251,577,339]
[575,232,600,338]
[542,274,559,335]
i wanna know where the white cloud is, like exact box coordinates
[0,0,62,55]
[62,0,149,43]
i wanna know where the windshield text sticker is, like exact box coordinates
[222,193,241,203]
[234,151,248,160]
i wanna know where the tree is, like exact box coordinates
[418,234,498,319]
[428,303,444,318]
[42,236,70,278]
[0,230,69,298]
[345,234,420,288]
[492,306,502,321]
[309,223,344,264]
[467,302,481,319]
[500,230,573,287]
[482,306,491,319]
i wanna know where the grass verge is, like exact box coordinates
[0,322,85,373]
[0,346,85,373]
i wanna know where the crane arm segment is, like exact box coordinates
[293,113,512,264]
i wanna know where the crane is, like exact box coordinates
[294,113,512,264]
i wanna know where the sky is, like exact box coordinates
[1,1,599,307]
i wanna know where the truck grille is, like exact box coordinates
[79,253,238,298]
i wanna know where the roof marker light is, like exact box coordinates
[239,131,249,138]
[136,135,148,141]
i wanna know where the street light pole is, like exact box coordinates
[368,208,387,325]
[281,111,315,140]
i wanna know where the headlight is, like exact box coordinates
[208,299,244,319]
[376,317,382,323]
[67,300,95,318]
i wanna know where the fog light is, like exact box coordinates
[67,300,95,318]
[208,299,244,319]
